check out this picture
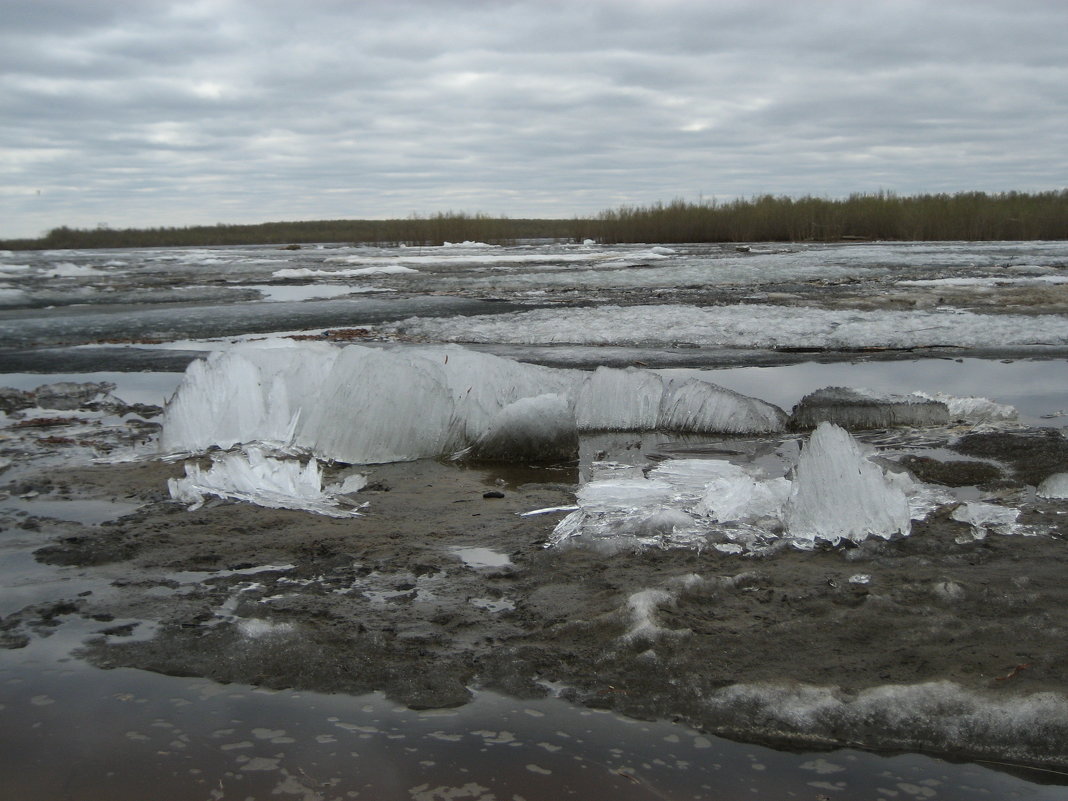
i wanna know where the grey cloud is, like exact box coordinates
[2,0,1066,237]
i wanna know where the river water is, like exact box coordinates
[2,240,1067,798]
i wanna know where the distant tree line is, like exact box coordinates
[593,191,1068,243]
[3,191,1067,250]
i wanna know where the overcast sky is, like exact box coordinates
[2,0,1066,238]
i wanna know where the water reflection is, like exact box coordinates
[2,648,1064,801]
[699,358,1068,427]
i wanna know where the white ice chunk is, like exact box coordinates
[160,339,338,453]
[167,447,364,518]
[575,478,676,512]
[950,501,1020,535]
[1037,472,1068,499]
[784,422,911,545]
[296,346,456,464]
[649,459,758,503]
[162,342,782,464]
[695,470,791,523]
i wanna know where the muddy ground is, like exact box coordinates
[4,419,1068,767]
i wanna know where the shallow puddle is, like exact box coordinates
[451,546,513,568]
[0,497,142,525]
[1,638,1064,801]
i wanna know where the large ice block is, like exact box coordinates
[784,422,911,544]
[161,342,789,464]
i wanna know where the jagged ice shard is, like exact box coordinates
[160,341,787,464]
[552,423,913,553]
[784,422,911,545]
[167,447,366,518]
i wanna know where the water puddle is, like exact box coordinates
[0,644,1063,801]
[451,546,513,569]
[0,497,141,525]
[243,283,386,302]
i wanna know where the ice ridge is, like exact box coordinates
[161,342,787,464]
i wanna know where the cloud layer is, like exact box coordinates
[2,0,1066,237]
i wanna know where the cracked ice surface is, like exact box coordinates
[385,303,1068,350]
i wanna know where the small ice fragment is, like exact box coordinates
[790,386,949,430]
[518,505,581,517]
[950,501,1020,534]
[168,447,364,518]
[1037,473,1068,499]
[848,574,871,585]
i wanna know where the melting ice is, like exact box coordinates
[161,341,786,464]
[168,447,366,518]
[551,422,921,553]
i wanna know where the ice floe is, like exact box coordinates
[161,342,787,464]
[790,387,950,430]
[384,303,1068,349]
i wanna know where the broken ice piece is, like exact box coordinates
[168,447,365,518]
[950,501,1020,535]
[784,422,911,545]
[1037,473,1068,499]
[790,386,949,431]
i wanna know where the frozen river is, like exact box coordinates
[2,240,1068,799]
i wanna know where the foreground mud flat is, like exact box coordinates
[3,375,1068,775]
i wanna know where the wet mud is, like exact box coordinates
[5,424,1068,767]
